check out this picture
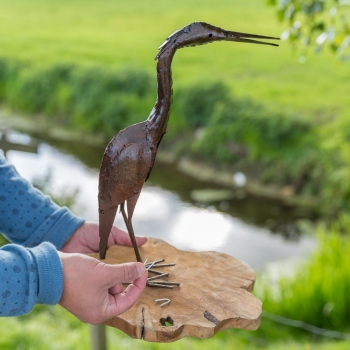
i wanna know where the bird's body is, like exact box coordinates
[99,122,154,207]
[98,22,279,261]
[98,121,155,261]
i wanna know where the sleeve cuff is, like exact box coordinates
[29,242,63,305]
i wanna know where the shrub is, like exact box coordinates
[260,214,350,332]
[8,63,75,114]
[0,58,9,99]
[69,66,154,135]
[194,98,315,162]
[0,58,26,101]
[317,116,350,213]
[191,97,324,194]
[106,67,154,97]
[174,81,231,130]
[0,60,154,135]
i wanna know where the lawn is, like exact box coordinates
[0,0,349,118]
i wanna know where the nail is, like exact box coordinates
[147,282,174,289]
[146,260,158,270]
[151,281,180,286]
[146,259,164,266]
[147,268,164,275]
[151,263,176,268]
[155,298,170,307]
[147,273,169,281]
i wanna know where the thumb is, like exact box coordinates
[109,226,147,248]
[104,262,146,287]
[104,262,148,319]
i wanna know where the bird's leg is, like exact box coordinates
[120,202,142,263]
[124,196,179,289]
[99,206,118,260]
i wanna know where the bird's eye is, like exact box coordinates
[208,33,213,38]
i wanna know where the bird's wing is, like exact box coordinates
[98,142,152,211]
[145,150,157,182]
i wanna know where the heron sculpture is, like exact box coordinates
[98,22,279,262]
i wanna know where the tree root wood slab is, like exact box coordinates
[91,238,261,343]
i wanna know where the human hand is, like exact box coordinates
[58,252,147,324]
[61,221,147,254]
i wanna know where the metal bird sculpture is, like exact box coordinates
[98,22,279,261]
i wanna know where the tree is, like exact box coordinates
[267,0,350,61]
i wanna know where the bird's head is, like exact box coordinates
[156,22,279,59]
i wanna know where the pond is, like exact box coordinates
[0,127,316,271]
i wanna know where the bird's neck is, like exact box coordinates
[146,47,176,145]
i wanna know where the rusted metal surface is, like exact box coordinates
[98,22,279,261]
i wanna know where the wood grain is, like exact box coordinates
[90,238,261,343]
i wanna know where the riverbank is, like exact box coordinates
[1,51,348,216]
[0,110,319,213]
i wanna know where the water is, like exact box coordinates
[1,129,316,270]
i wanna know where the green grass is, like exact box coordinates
[258,214,350,333]
[1,305,350,350]
[0,306,91,350]
[0,0,349,118]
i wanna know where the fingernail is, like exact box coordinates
[137,263,146,276]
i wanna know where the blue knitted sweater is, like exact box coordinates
[0,153,84,316]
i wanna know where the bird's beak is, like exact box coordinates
[224,31,280,47]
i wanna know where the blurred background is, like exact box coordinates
[0,0,350,349]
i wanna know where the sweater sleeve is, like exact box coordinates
[0,153,85,316]
[0,153,84,249]
[0,242,63,316]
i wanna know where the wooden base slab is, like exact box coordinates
[90,238,262,343]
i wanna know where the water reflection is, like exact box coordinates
[0,130,38,156]
[2,130,316,270]
[170,208,231,250]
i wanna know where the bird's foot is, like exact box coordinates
[144,258,180,289]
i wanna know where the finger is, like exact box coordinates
[135,235,147,246]
[109,226,147,247]
[107,272,148,317]
[109,284,124,296]
[103,262,146,287]
[108,227,130,247]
